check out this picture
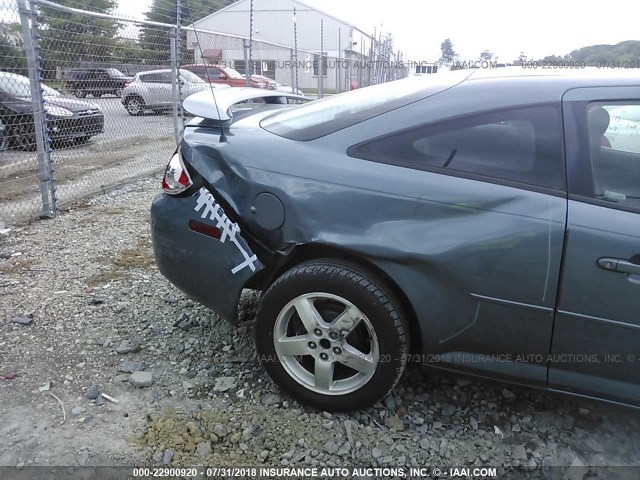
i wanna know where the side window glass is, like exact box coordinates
[159,72,173,84]
[588,102,640,207]
[352,105,564,190]
[142,73,161,83]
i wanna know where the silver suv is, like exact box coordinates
[121,69,219,116]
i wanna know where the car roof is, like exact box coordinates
[136,69,186,76]
[452,67,640,95]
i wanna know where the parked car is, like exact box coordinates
[275,83,305,96]
[182,64,276,90]
[0,71,104,150]
[151,68,640,411]
[121,69,225,116]
[63,67,133,98]
[0,119,7,151]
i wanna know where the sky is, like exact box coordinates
[116,0,640,63]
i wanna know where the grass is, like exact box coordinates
[0,257,36,274]
[45,81,64,91]
[112,237,154,269]
[99,207,127,215]
[87,236,154,286]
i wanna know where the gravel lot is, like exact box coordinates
[1,176,639,478]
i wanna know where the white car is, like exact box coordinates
[276,83,305,96]
[604,105,640,154]
[121,69,226,116]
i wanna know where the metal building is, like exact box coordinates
[186,0,376,91]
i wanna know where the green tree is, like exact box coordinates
[140,0,235,63]
[479,49,493,61]
[38,0,118,77]
[532,41,640,66]
[568,40,640,65]
[440,38,455,64]
[512,51,528,65]
[0,23,26,74]
[0,37,27,74]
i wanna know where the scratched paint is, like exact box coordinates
[193,187,259,275]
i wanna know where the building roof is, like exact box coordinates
[189,0,372,41]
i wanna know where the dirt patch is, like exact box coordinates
[88,236,154,286]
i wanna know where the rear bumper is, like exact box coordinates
[151,189,264,324]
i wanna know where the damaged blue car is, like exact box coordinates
[151,70,640,411]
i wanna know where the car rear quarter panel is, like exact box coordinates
[183,86,567,383]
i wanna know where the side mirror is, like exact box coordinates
[218,73,227,79]
[179,80,185,86]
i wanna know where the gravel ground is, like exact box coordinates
[1,176,639,478]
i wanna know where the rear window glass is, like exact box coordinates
[260,71,472,141]
[106,68,126,77]
[180,70,204,84]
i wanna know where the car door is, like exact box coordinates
[94,71,110,94]
[141,73,163,106]
[549,86,640,406]
[157,71,174,107]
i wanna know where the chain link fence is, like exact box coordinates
[0,0,407,224]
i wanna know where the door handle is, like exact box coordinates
[598,257,640,275]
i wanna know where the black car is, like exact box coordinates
[0,72,104,150]
[63,67,132,98]
[0,119,7,151]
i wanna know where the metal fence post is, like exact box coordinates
[170,31,181,147]
[248,0,254,86]
[176,0,184,133]
[243,38,250,86]
[318,19,323,98]
[336,28,341,94]
[293,7,299,93]
[290,49,295,91]
[18,0,56,218]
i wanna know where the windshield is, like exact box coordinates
[261,71,472,141]
[0,73,60,97]
[180,70,205,84]
[223,67,245,79]
[106,68,126,77]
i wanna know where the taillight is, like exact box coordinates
[162,149,193,195]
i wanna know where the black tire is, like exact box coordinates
[255,259,409,411]
[7,117,36,151]
[125,96,145,116]
[74,88,86,98]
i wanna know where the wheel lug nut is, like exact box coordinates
[333,347,342,355]
[319,352,329,361]
[329,331,338,340]
[308,341,317,349]
[314,328,323,336]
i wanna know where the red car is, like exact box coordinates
[182,64,276,90]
